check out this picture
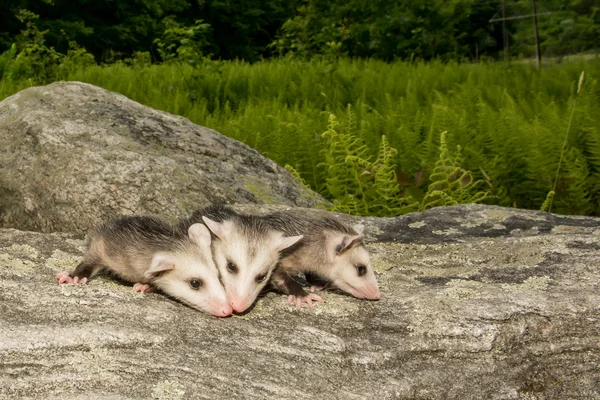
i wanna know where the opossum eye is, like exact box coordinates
[226,261,238,274]
[356,264,367,277]
[189,279,203,290]
[255,273,267,283]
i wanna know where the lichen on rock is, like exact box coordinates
[1,204,599,399]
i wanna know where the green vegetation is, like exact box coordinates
[1,52,598,216]
[1,4,599,217]
[1,1,598,62]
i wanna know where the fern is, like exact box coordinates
[540,191,555,212]
[419,131,491,211]
[370,136,419,215]
[559,147,594,215]
[284,164,326,207]
[2,57,600,217]
[548,71,593,214]
[320,113,370,205]
[320,112,417,216]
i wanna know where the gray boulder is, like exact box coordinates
[1,204,599,399]
[0,82,322,234]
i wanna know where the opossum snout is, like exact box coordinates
[366,287,381,300]
[358,285,381,300]
[230,297,249,313]
[208,294,233,317]
[215,304,233,317]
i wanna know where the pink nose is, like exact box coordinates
[211,304,232,317]
[362,286,381,300]
[220,305,233,317]
[230,299,248,313]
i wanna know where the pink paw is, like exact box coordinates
[57,271,87,284]
[56,271,73,284]
[287,293,324,310]
[310,285,325,292]
[133,283,156,293]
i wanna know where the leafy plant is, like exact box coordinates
[1,56,598,217]
[0,10,95,82]
[546,71,585,213]
[8,10,64,82]
[419,131,491,211]
[153,16,211,66]
[317,112,414,216]
[315,112,490,216]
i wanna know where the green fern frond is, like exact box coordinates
[419,131,491,211]
[540,191,555,212]
[285,164,309,187]
[321,112,417,216]
[284,164,325,206]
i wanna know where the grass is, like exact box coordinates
[1,56,599,216]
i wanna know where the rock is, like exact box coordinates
[1,204,599,399]
[0,82,323,234]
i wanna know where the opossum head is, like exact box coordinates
[202,216,303,313]
[145,223,232,317]
[324,224,380,300]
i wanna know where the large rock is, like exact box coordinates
[0,82,322,234]
[1,204,599,399]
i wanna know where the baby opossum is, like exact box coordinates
[56,216,232,317]
[262,211,380,308]
[177,205,303,313]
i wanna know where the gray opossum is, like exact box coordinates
[261,211,380,308]
[56,216,232,317]
[177,205,302,313]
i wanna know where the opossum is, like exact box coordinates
[56,216,232,317]
[177,205,303,313]
[262,211,380,308]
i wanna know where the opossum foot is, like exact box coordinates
[57,272,88,285]
[56,271,73,284]
[309,285,325,292]
[133,283,156,293]
[288,293,324,310]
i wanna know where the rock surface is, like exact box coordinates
[1,204,599,399]
[0,82,322,234]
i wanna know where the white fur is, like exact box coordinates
[205,218,303,312]
[152,253,231,316]
[327,234,380,300]
[145,253,176,279]
[148,227,231,317]
[188,223,212,249]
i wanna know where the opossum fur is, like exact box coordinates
[57,216,231,317]
[262,211,380,302]
[177,205,302,313]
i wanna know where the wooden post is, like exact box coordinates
[502,0,509,61]
[531,0,542,68]
[489,7,551,64]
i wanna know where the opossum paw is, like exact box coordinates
[56,271,73,284]
[57,272,88,285]
[309,285,325,292]
[133,283,156,293]
[288,293,324,310]
[72,276,88,284]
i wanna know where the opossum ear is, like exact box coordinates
[146,254,175,278]
[334,234,364,255]
[352,224,365,235]
[269,231,303,253]
[188,223,212,249]
[201,216,233,242]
